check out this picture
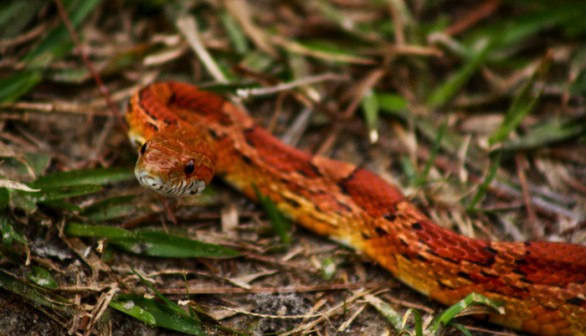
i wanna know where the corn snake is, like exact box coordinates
[126,81,586,336]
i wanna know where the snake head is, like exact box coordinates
[134,125,215,197]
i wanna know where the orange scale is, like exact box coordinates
[553,318,572,329]
[448,247,467,259]
[424,228,441,241]
[522,266,539,277]
[529,304,547,317]
[496,251,516,263]
[521,319,540,335]
[540,324,557,336]
[428,239,448,251]
[193,165,214,184]
[535,311,556,324]
[415,234,432,246]
[545,263,562,273]
[556,327,575,336]
[369,237,391,250]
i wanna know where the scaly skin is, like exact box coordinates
[127,81,586,336]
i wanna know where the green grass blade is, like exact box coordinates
[132,271,246,336]
[452,324,474,336]
[32,167,134,188]
[280,38,373,64]
[22,185,103,203]
[429,293,503,332]
[109,294,156,325]
[463,5,583,54]
[113,231,240,258]
[220,11,248,54]
[28,266,58,289]
[9,184,102,213]
[361,89,379,143]
[65,222,133,238]
[0,216,27,246]
[376,93,408,114]
[415,120,447,187]
[0,0,102,102]
[412,309,423,336]
[0,71,43,103]
[82,195,137,222]
[110,294,206,336]
[466,151,501,211]
[364,294,402,330]
[488,53,552,146]
[0,153,52,178]
[0,188,9,210]
[134,270,192,316]
[7,190,37,213]
[23,0,102,68]
[0,269,74,313]
[86,203,136,222]
[427,39,494,108]
[252,184,292,245]
[400,157,418,186]
[65,223,240,258]
[0,0,44,39]
[378,93,462,154]
[501,117,586,151]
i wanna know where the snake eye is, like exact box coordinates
[140,142,148,155]
[184,160,195,175]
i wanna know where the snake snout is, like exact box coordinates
[135,168,207,197]
[135,170,164,191]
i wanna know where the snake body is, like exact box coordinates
[127,82,586,336]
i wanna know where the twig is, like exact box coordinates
[82,285,119,336]
[158,282,395,295]
[281,107,313,146]
[281,289,374,335]
[0,21,51,49]
[217,306,321,319]
[317,68,386,155]
[385,0,411,45]
[53,0,126,133]
[515,154,541,239]
[445,0,502,36]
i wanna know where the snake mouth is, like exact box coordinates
[136,170,164,191]
[135,170,206,197]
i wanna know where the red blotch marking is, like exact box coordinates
[167,82,226,120]
[515,242,586,286]
[243,126,320,178]
[138,83,180,124]
[415,219,496,267]
[337,168,405,218]
[140,82,233,126]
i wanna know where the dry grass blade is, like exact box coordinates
[223,0,277,57]
[177,16,228,84]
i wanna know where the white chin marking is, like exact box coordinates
[160,180,206,197]
[136,171,164,191]
[177,179,206,197]
[136,170,206,198]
